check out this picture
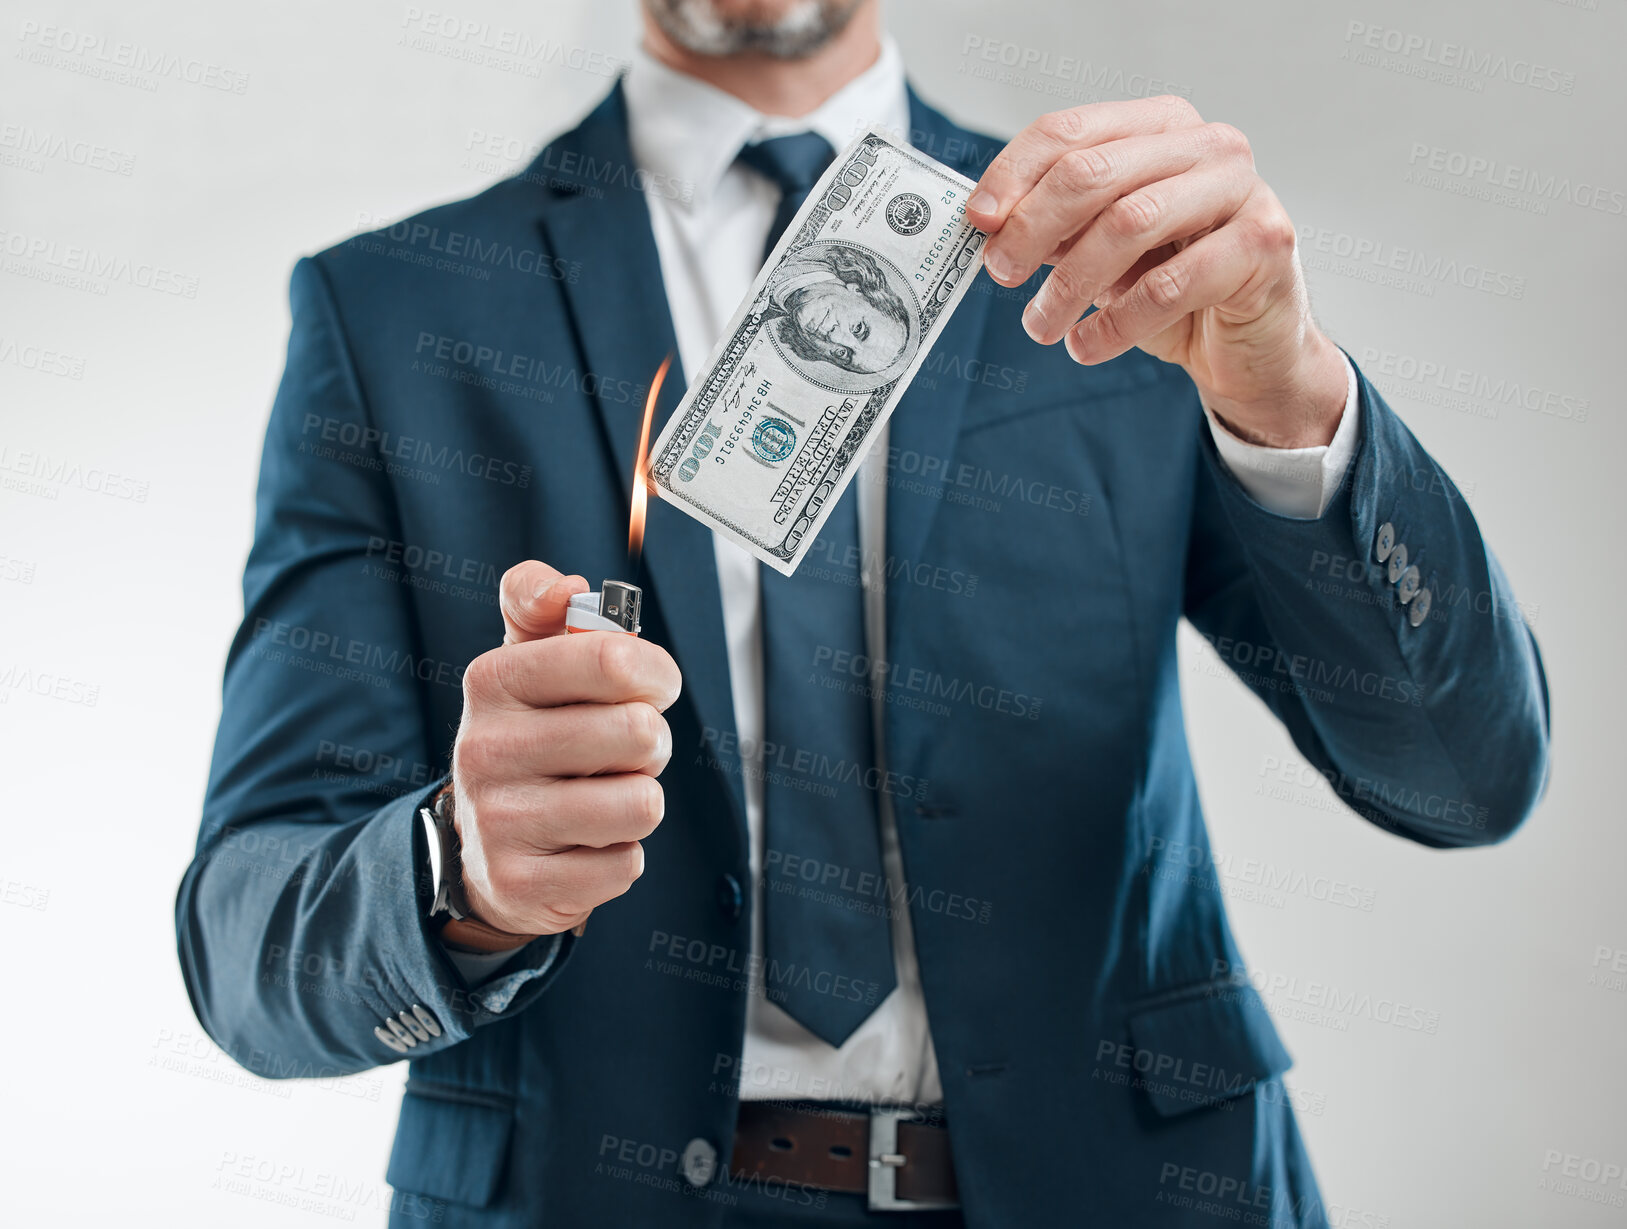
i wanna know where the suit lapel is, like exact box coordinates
[532,85,747,828]
[885,88,996,626]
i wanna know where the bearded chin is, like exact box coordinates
[644,0,863,59]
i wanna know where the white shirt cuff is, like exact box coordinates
[1202,355,1360,519]
[443,933,566,1014]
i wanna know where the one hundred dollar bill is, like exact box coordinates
[648,128,987,576]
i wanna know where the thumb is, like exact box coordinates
[498,561,589,645]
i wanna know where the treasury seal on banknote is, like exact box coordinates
[885,191,930,235]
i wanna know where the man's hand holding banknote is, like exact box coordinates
[649,98,1348,574]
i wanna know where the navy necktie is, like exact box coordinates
[737,132,836,264]
[737,134,897,1046]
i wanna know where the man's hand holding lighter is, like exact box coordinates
[440,561,683,953]
[967,95,1350,450]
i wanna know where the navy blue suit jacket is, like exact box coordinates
[177,82,1550,1227]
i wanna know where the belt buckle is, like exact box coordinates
[866,1106,959,1212]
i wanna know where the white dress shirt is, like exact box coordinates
[452,35,1361,1107]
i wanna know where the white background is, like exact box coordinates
[2,0,1623,1224]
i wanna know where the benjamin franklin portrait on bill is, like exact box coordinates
[762,240,920,391]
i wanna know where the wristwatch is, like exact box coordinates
[419,780,471,927]
[418,778,590,945]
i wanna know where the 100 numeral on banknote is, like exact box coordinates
[648,129,986,576]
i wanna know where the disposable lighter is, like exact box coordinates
[561,580,642,938]
[564,580,642,635]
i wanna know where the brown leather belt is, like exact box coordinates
[731,1101,960,1211]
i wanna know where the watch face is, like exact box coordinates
[419,806,448,915]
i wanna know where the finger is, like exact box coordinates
[966,95,1203,234]
[486,841,646,935]
[1023,161,1256,346]
[1063,211,1287,366]
[499,561,589,645]
[509,842,647,929]
[983,123,1248,290]
[471,774,666,853]
[467,701,673,781]
[467,632,683,712]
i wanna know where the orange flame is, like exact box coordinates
[628,352,672,569]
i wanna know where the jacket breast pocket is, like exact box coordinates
[1123,977,1293,1116]
[387,1082,516,1207]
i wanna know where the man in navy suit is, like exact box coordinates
[176,1,1550,1224]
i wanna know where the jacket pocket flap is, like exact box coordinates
[387,1085,514,1207]
[1125,978,1292,1117]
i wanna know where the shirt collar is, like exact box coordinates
[623,34,909,212]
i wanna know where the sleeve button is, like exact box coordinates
[1386,543,1408,584]
[1408,588,1432,627]
[1375,521,1396,562]
[412,1005,442,1038]
[1397,565,1420,604]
